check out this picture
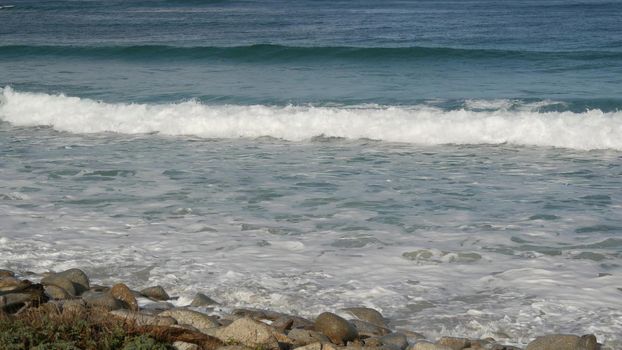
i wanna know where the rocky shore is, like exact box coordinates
[0,268,603,350]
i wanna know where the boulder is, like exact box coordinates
[143,301,176,312]
[141,285,170,300]
[0,269,14,278]
[409,342,453,350]
[288,328,332,346]
[110,283,139,311]
[350,319,391,337]
[159,308,220,333]
[215,317,280,350]
[274,315,315,330]
[294,342,323,350]
[44,284,72,300]
[190,293,220,307]
[173,341,200,350]
[41,275,76,296]
[56,299,86,313]
[342,308,387,328]
[525,334,598,350]
[436,337,470,350]
[314,312,358,345]
[380,333,409,350]
[56,268,90,294]
[110,309,177,326]
[0,277,31,293]
[82,291,124,310]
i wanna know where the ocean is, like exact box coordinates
[0,0,621,347]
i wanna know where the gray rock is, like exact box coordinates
[0,293,32,309]
[342,308,387,328]
[273,315,315,330]
[288,328,332,346]
[526,334,598,350]
[294,343,323,350]
[215,317,280,350]
[436,337,470,350]
[381,333,409,350]
[173,341,200,350]
[56,268,90,294]
[141,285,170,300]
[314,312,358,345]
[56,299,86,313]
[350,319,391,337]
[395,330,426,343]
[190,292,220,307]
[41,275,76,296]
[82,291,124,310]
[143,301,176,312]
[159,308,220,333]
[409,342,453,350]
[0,269,14,278]
[110,283,138,311]
[44,284,72,300]
[488,344,522,350]
[110,309,177,326]
[89,284,110,293]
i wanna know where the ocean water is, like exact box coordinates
[1,0,622,347]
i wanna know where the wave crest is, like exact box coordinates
[1,87,621,150]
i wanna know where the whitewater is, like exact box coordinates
[2,88,622,150]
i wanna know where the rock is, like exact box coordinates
[381,333,409,350]
[57,299,87,313]
[44,284,72,300]
[215,317,280,350]
[487,344,522,350]
[56,268,90,294]
[82,291,124,310]
[0,277,31,293]
[141,285,170,300]
[436,337,470,350]
[0,269,14,278]
[294,342,323,350]
[110,283,139,311]
[159,308,220,333]
[342,308,387,328]
[190,292,220,307]
[173,341,200,350]
[288,328,332,346]
[274,315,315,330]
[143,301,176,312]
[525,334,598,350]
[90,284,110,293]
[409,342,453,350]
[314,312,358,345]
[217,346,254,350]
[395,330,426,343]
[110,309,177,326]
[41,275,76,296]
[350,319,391,337]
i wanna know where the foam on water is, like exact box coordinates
[2,87,622,150]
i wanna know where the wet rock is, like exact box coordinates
[143,301,176,312]
[409,342,453,350]
[190,292,220,307]
[0,284,48,312]
[110,309,177,326]
[288,328,332,346]
[41,275,76,296]
[395,330,426,343]
[173,341,200,350]
[215,317,280,350]
[350,319,391,337]
[90,284,110,293]
[110,283,139,311]
[487,344,522,350]
[44,284,72,300]
[525,334,598,350]
[141,285,170,300]
[82,291,124,310]
[342,308,387,328]
[274,314,315,330]
[436,337,470,350]
[380,333,409,350]
[314,312,358,345]
[159,308,220,333]
[0,269,14,278]
[56,268,90,294]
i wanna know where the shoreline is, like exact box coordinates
[0,268,607,350]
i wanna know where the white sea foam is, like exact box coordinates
[1,87,621,150]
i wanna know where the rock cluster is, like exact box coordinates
[0,268,605,350]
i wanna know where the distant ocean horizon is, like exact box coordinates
[1,1,621,347]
